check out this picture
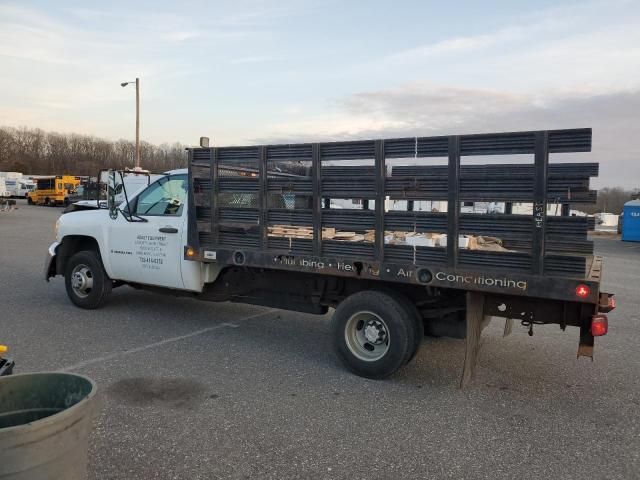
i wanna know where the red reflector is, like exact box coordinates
[591,315,608,336]
[575,284,590,298]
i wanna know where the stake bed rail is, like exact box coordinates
[186,128,600,305]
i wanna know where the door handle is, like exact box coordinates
[159,226,178,234]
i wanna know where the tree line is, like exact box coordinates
[1,125,637,213]
[578,187,639,215]
[0,126,188,176]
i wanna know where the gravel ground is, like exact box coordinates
[1,202,639,480]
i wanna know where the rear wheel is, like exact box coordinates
[331,291,416,379]
[388,291,424,364]
[64,250,112,309]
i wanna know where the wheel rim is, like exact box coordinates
[344,311,390,362]
[70,264,94,298]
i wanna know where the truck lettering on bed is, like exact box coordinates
[434,272,527,291]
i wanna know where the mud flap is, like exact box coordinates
[503,318,513,337]
[577,323,594,360]
[460,292,490,388]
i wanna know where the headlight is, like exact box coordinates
[55,219,60,240]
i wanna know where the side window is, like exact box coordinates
[135,175,188,216]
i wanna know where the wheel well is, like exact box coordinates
[56,235,101,275]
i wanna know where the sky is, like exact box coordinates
[0,0,639,187]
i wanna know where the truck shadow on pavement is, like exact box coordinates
[88,287,602,398]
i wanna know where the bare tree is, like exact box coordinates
[0,126,188,175]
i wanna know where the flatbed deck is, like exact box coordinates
[186,128,601,304]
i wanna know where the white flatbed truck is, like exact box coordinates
[45,129,615,383]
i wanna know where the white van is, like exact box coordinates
[15,179,35,198]
[0,178,9,198]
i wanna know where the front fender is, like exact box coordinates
[56,209,114,278]
[45,242,59,281]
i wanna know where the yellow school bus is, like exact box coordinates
[27,175,81,206]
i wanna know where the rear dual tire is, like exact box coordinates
[331,290,421,379]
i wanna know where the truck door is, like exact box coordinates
[107,174,188,289]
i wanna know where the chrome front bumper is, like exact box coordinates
[45,241,59,282]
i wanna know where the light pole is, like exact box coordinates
[121,78,140,168]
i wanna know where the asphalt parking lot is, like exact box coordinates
[1,202,639,480]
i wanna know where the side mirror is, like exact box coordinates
[107,170,118,219]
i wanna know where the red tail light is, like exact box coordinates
[598,293,616,313]
[591,315,608,336]
[575,284,590,298]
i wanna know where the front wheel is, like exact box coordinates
[331,290,415,379]
[64,250,112,309]
[27,196,33,205]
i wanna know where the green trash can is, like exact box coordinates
[0,372,98,480]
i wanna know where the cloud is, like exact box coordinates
[386,27,525,63]
[229,55,276,64]
[65,7,112,20]
[253,85,640,188]
[248,1,640,188]
[341,84,529,129]
[162,31,201,42]
[384,0,636,64]
[363,0,640,97]
[1,0,638,190]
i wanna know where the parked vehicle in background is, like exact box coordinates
[109,168,161,203]
[6,177,21,197]
[594,212,619,229]
[6,178,35,198]
[68,181,101,203]
[18,179,35,198]
[0,178,9,198]
[0,172,25,197]
[618,212,624,234]
[64,168,161,213]
[27,175,81,206]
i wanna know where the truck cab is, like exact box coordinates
[48,169,206,303]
